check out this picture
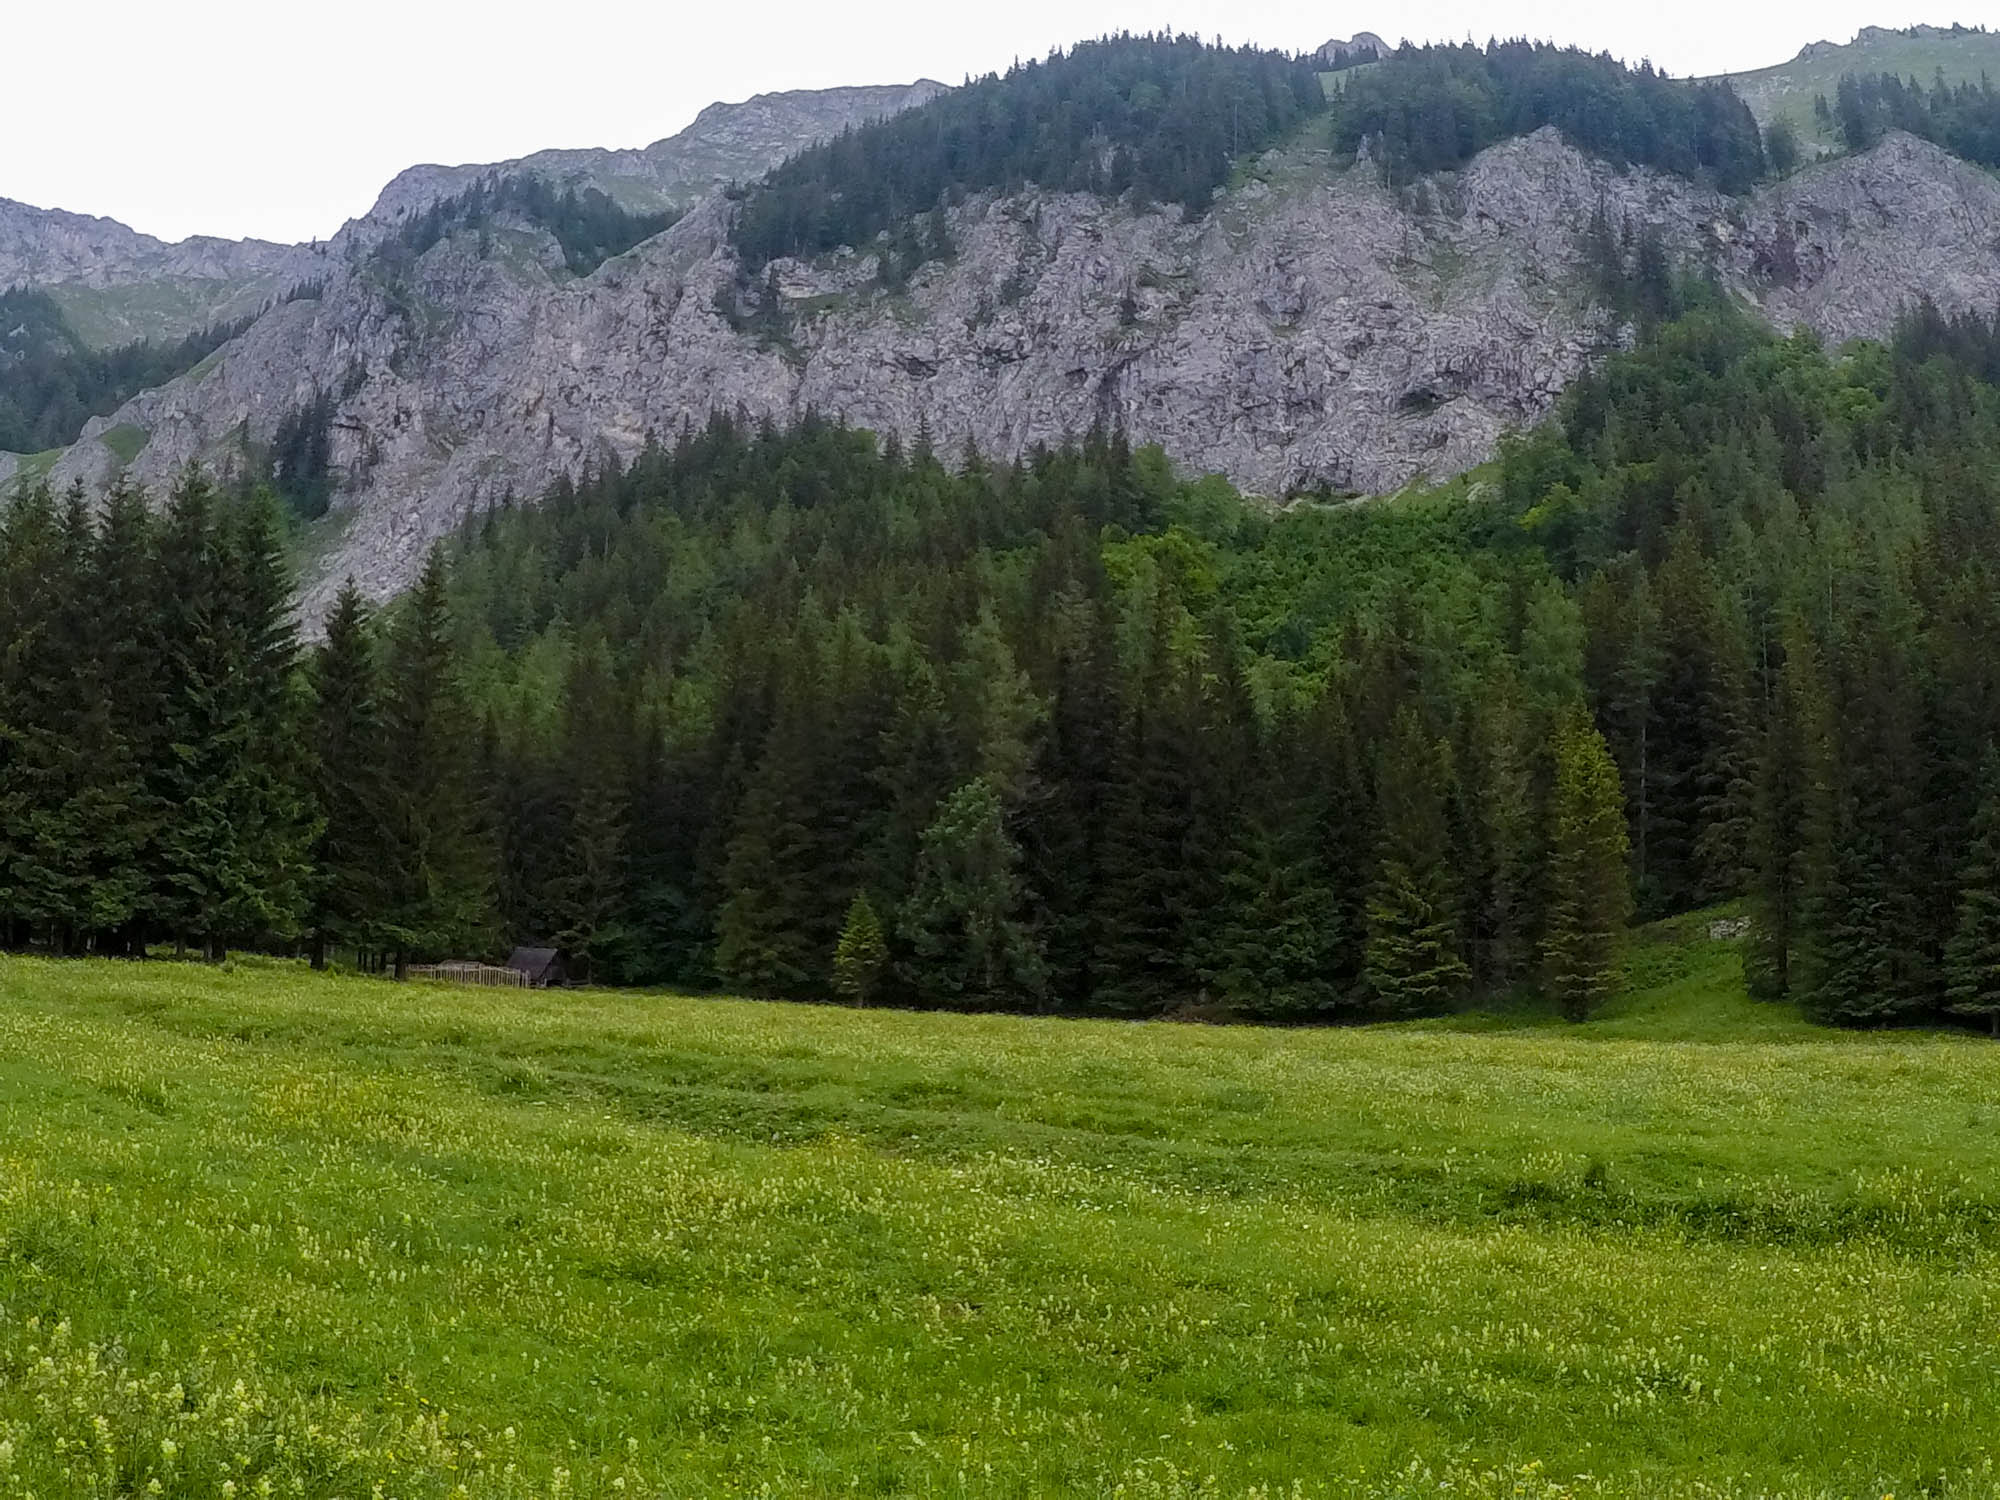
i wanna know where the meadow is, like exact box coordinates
[0,915,1995,1498]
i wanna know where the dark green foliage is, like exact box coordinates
[307,581,391,964]
[832,891,888,1005]
[899,778,1045,1008]
[150,474,313,957]
[1542,708,1633,1020]
[11,268,2000,1029]
[376,547,494,970]
[1332,42,1766,192]
[0,289,250,455]
[731,35,1325,273]
[1765,117,1803,176]
[1945,749,2000,1036]
[269,390,338,520]
[1833,70,2000,166]
[372,173,678,279]
[1364,710,1469,1016]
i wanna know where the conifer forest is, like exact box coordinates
[5,291,2000,1034]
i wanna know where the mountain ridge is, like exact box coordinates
[15,122,1994,623]
[6,26,2000,620]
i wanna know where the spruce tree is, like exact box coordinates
[900,777,1045,1008]
[307,580,390,967]
[1945,749,2000,1038]
[1745,616,1825,1003]
[548,637,630,984]
[1197,710,1342,1018]
[1089,585,1205,1014]
[151,467,242,956]
[1018,584,1118,1007]
[1541,708,1633,1021]
[215,487,314,943]
[714,644,826,995]
[88,479,163,955]
[832,891,888,1006]
[1364,709,1470,1016]
[378,545,494,974]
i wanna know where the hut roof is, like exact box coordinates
[505,946,563,985]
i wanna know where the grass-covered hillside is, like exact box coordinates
[0,917,1996,1497]
[1716,23,2000,147]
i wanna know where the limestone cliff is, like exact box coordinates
[21,128,2000,618]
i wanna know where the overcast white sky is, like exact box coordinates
[1,0,1972,246]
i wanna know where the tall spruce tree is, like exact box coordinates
[1089,582,1206,1014]
[1364,709,1470,1016]
[1541,707,1633,1021]
[378,545,493,974]
[548,636,631,983]
[89,480,162,955]
[307,580,391,967]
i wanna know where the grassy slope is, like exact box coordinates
[0,923,1996,1497]
[1712,25,2000,148]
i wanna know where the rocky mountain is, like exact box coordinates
[1315,34,1389,67]
[16,121,1999,620]
[0,198,318,347]
[345,81,949,234]
[9,30,2000,620]
[0,79,948,356]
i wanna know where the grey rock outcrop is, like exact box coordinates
[0,198,303,292]
[33,129,2000,619]
[346,81,949,234]
[0,198,321,345]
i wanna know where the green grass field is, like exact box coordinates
[0,916,1996,1497]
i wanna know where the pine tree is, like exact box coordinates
[1945,749,2000,1038]
[87,479,163,955]
[714,645,826,995]
[0,483,63,948]
[547,637,630,983]
[1018,581,1118,1007]
[307,580,391,967]
[215,487,314,943]
[151,467,259,957]
[378,545,494,974]
[1745,616,1825,1002]
[900,777,1045,1008]
[1089,585,1205,1014]
[1198,711,1343,1018]
[1541,707,1633,1021]
[1364,709,1470,1016]
[832,891,888,1006]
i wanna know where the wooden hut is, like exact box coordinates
[504,946,567,988]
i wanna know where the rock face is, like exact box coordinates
[27,128,2000,618]
[0,198,303,292]
[348,82,949,230]
[1316,34,1390,65]
[0,198,321,346]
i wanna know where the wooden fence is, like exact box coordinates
[406,961,528,988]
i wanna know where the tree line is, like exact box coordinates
[11,286,2000,1032]
[1827,70,2000,168]
[0,289,252,456]
[367,173,680,282]
[0,476,487,972]
[729,34,1327,277]
[1330,41,1770,192]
